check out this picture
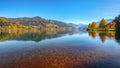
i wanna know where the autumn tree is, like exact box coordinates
[107,22,116,28]
[99,18,107,28]
[91,21,97,28]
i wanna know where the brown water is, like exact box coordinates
[0,31,120,68]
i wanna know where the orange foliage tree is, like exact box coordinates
[91,22,97,28]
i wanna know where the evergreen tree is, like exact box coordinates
[114,15,120,43]
[114,15,120,32]
[88,24,91,28]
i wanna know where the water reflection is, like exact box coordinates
[88,31,97,39]
[1,30,120,44]
[0,30,71,42]
[0,30,120,68]
[87,31,118,43]
[115,31,120,44]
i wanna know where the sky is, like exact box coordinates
[0,0,120,24]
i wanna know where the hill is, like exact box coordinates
[8,16,71,27]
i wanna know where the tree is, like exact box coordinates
[0,17,9,27]
[88,24,91,28]
[113,15,120,23]
[107,22,116,28]
[99,18,107,28]
[114,15,120,43]
[91,21,97,28]
[113,15,120,32]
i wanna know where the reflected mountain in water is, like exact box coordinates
[0,30,72,42]
[1,30,120,44]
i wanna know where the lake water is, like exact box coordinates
[0,30,120,68]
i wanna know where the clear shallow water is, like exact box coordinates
[0,31,120,68]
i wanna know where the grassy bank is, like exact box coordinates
[87,28,115,31]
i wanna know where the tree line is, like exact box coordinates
[87,18,116,31]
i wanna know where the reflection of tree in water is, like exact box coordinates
[106,32,115,39]
[0,32,9,41]
[88,31,97,39]
[99,32,107,43]
[0,30,71,42]
[10,31,62,42]
[113,15,120,44]
[91,32,97,39]
[10,32,47,42]
[88,31,115,43]
[99,31,115,43]
[115,32,120,44]
[88,31,92,36]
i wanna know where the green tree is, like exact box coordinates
[88,24,91,28]
[114,15,120,44]
[99,18,107,28]
[0,17,9,27]
[114,15,120,32]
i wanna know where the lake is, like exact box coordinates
[0,30,120,68]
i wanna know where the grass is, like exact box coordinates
[87,28,115,31]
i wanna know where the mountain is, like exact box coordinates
[106,19,113,22]
[69,23,87,29]
[68,23,79,28]
[48,20,71,27]
[8,16,71,27]
[68,23,88,30]
[96,19,113,25]
[79,25,88,29]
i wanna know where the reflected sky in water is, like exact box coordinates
[0,31,120,68]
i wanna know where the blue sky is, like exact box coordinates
[0,0,120,24]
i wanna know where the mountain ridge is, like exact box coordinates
[8,16,72,27]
